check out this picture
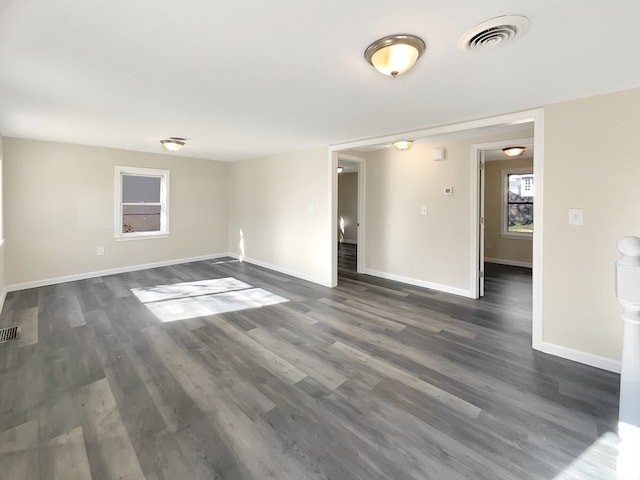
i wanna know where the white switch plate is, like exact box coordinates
[96,247,105,256]
[568,208,583,226]
[420,206,428,216]
[308,203,314,213]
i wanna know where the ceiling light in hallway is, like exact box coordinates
[160,137,187,152]
[393,140,413,151]
[502,146,525,157]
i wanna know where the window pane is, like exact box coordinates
[122,204,161,233]
[122,175,161,203]
[507,174,534,202]
[508,204,533,233]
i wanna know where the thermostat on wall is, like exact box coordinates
[432,147,446,161]
[444,186,453,195]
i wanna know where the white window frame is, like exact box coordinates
[115,166,170,241]
[502,167,533,239]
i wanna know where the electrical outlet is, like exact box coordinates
[96,247,105,256]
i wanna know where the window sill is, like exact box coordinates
[115,233,170,242]
[501,232,533,240]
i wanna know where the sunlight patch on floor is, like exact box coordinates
[552,431,619,480]
[131,277,288,322]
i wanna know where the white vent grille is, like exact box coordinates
[0,326,20,343]
[460,15,530,51]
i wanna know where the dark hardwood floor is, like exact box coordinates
[0,248,620,479]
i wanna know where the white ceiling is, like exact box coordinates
[1,1,638,161]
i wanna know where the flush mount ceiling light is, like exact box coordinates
[364,34,426,77]
[393,140,413,151]
[160,137,186,152]
[503,146,526,157]
[459,15,530,52]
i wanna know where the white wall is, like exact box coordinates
[3,138,229,286]
[363,130,533,296]
[227,147,332,285]
[338,172,358,243]
[484,157,533,266]
[543,88,640,362]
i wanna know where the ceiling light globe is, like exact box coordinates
[365,34,426,77]
[393,140,413,151]
[502,146,525,157]
[160,137,186,152]
[371,44,420,77]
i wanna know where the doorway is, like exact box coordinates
[330,108,544,351]
[336,154,365,279]
[475,138,534,297]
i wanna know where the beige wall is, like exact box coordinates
[0,136,5,304]
[3,138,229,286]
[1,88,638,369]
[227,147,331,285]
[543,88,640,361]
[338,172,358,244]
[484,157,533,266]
[364,129,533,294]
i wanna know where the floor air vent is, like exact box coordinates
[0,326,20,343]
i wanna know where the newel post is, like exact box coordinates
[616,236,640,480]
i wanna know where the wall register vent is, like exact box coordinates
[0,326,21,343]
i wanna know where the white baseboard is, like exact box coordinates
[6,253,231,293]
[485,257,532,268]
[363,268,475,298]
[541,341,621,373]
[227,253,332,288]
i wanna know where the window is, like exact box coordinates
[115,166,169,239]
[503,168,533,236]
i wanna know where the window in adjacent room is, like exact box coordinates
[503,168,533,236]
[115,166,170,239]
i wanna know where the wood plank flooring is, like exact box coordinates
[0,247,621,479]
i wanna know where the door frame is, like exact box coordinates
[334,153,365,284]
[469,121,544,352]
[472,136,534,298]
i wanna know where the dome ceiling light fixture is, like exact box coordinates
[502,146,526,157]
[160,137,187,152]
[364,34,426,77]
[393,140,413,151]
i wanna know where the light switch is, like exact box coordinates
[568,208,583,226]
[421,206,428,216]
[308,203,315,213]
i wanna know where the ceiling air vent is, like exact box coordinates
[459,15,530,51]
